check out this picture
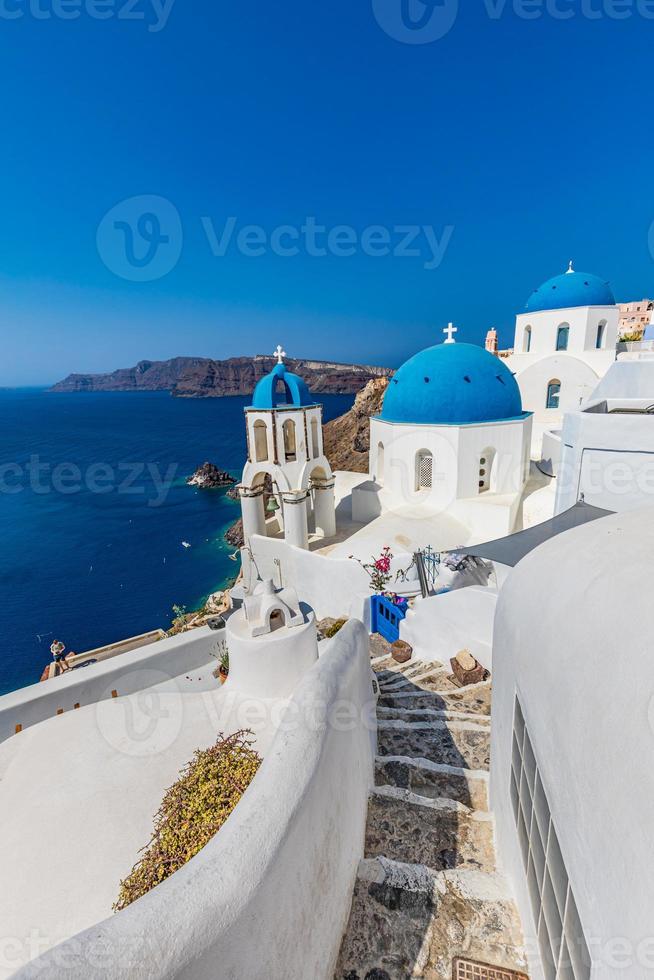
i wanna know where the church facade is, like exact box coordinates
[506,262,619,422]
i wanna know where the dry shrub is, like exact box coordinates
[114,730,261,911]
[324,618,348,638]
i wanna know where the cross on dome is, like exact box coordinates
[566,260,575,274]
[443,322,458,344]
[273,344,286,364]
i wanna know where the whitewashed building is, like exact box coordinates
[554,359,654,513]
[355,332,533,540]
[507,262,619,424]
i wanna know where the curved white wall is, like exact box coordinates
[0,627,224,744]
[491,507,654,979]
[400,585,497,672]
[16,619,375,980]
[511,354,600,422]
[245,534,377,623]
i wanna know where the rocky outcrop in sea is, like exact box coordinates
[187,463,235,489]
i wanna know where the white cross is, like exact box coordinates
[443,322,457,344]
[273,344,286,364]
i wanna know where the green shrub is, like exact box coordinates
[114,730,261,911]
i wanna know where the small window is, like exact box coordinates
[546,380,561,410]
[524,326,532,353]
[282,419,297,462]
[478,448,496,494]
[596,320,606,349]
[415,450,433,491]
[311,417,320,459]
[253,420,268,462]
[556,325,570,351]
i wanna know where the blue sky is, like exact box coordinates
[1,0,653,384]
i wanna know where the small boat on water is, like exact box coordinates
[181,541,192,549]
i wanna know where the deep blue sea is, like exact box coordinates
[0,389,353,695]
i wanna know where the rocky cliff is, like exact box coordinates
[322,376,389,473]
[51,355,393,397]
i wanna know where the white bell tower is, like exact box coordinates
[238,347,336,550]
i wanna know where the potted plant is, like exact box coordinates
[218,650,229,685]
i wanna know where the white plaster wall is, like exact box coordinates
[0,627,223,744]
[555,409,654,513]
[508,354,601,423]
[400,586,497,672]
[16,619,375,980]
[513,306,618,357]
[370,416,531,512]
[227,606,318,699]
[456,417,532,499]
[490,507,654,980]
[589,359,654,402]
[245,534,375,624]
[540,429,562,476]
[371,417,460,511]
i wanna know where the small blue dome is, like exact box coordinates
[526,267,615,313]
[251,362,315,410]
[381,343,524,426]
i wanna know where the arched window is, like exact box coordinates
[415,450,433,491]
[546,380,561,410]
[253,420,268,462]
[377,442,385,486]
[282,419,296,462]
[311,417,320,459]
[596,320,607,349]
[556,324,570,351]
[269,608,286,632]
[478,448,496,494]
[524,326,532,353]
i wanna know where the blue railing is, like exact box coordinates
[370,594,409,644]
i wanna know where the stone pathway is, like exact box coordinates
[335,641,528,980]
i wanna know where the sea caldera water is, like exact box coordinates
[0,388,354,695]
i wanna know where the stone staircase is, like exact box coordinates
[335,643,528,980]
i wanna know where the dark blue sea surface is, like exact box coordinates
[0,389,353,695]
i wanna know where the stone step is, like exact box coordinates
[375,755,489,811]
[377,719,491,771]
[377,663,452,687]
[372,657,440,679]
[378,681,491,718]
[377,705,490,728]
[335,858,528,980]
[377,666,460,694]
[365,786,495,872]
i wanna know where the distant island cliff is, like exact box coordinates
[50,355,393,397]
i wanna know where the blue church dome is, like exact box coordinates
[526,264,615,314]
[251,362,315,410]
[380,343,524,426]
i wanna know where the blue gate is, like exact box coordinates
[370,595,408,644]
